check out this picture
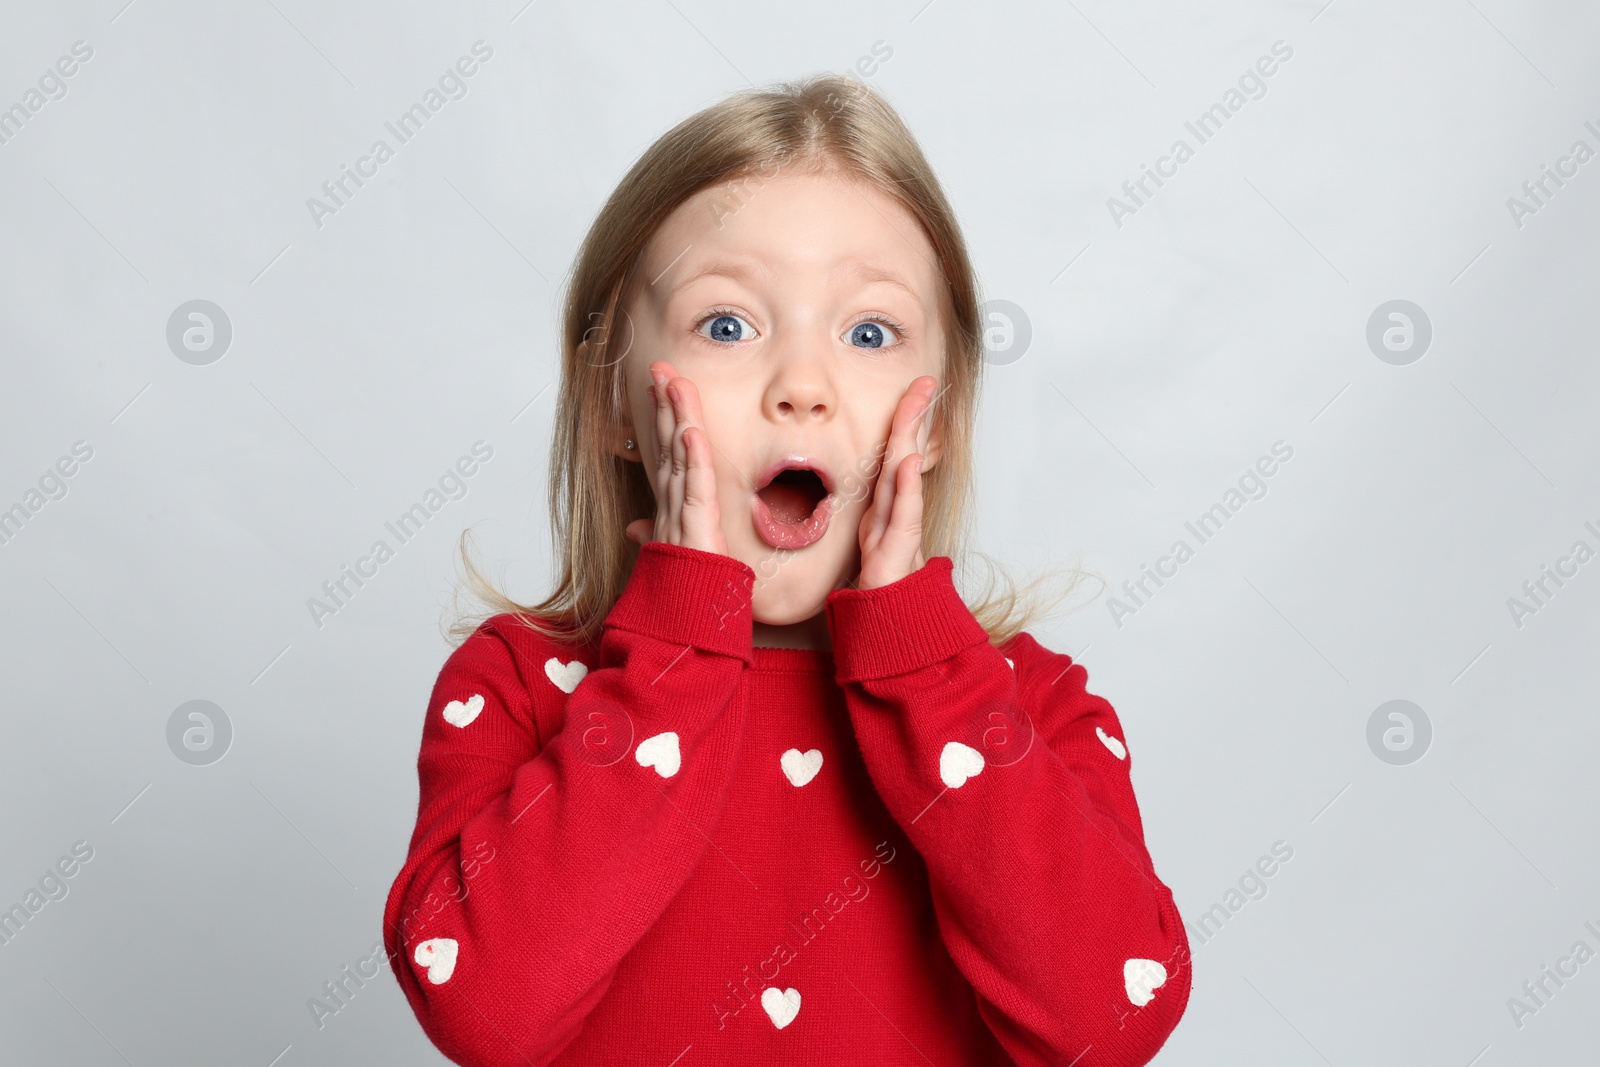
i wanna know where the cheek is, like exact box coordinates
[849,389,906,458]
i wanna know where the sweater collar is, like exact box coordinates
[750,645,834,673]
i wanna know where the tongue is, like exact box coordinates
[757,483,815,524]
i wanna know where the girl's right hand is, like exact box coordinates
[624,360,730,556]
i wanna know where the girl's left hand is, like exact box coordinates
[856,375,939,591]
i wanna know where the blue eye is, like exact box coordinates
[698,310,755,344]
[847,319,900,349]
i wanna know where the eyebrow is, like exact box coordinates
[664,258,924,310]
[663,258,770,295]
[838,262,924,310]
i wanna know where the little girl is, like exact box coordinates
[383,73,1191,1066]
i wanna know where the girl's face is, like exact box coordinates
[617,168,947,627]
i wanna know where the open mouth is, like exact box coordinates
[751,464,833,550]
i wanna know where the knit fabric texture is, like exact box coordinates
[383,540,1191,1065]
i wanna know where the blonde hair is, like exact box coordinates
[448,73,1098,648]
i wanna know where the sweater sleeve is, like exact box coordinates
[382,541,758,1067]
[824,558,1191,1067]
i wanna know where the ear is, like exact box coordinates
[606,423,639,462]
[919,422,945,474]
[915,379,946,474]
[906,360,949,474]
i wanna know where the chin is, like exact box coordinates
[724,502,861,625]
[744,544,860,623]
[750,580,831,626]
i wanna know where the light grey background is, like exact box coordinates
[2,0,1597,1063]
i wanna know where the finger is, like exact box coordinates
[646,360,677,541]
[681,426,723,552]
[652,362,687,542]
[667,380,689,540]
[898,376,936,458]
[671,372,711,446]
[648,380,675,541]
[867,383,926,542]
[670,374,716,545]
[910,376,939,460]
[625,518,652,545]
[863,440,896,547]
[651,373,675,504]
[880,451,925,564]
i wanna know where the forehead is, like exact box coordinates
[636,169,941,304]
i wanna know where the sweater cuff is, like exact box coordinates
[605,541,757,665]
[825,557,990,682]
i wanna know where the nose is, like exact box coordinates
[774,389,828,420]
[764,336,836,424]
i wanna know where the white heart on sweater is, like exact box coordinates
[761,985,801,1028]
[780,748,823,787]
[635,731,680,778]
[442,694,484,728]
[414,938,458,984]
[544,657,588,694]
[1096,725,1127,760]
[939,741,985,788]
[1124,958,1167,1006]
[1005,657,1014,669]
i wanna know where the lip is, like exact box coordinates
[753,456,835,494]
[750,456,835,550]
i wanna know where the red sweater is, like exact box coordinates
[383,541,1191,1066]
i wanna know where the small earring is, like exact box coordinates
[624,438,636,451]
